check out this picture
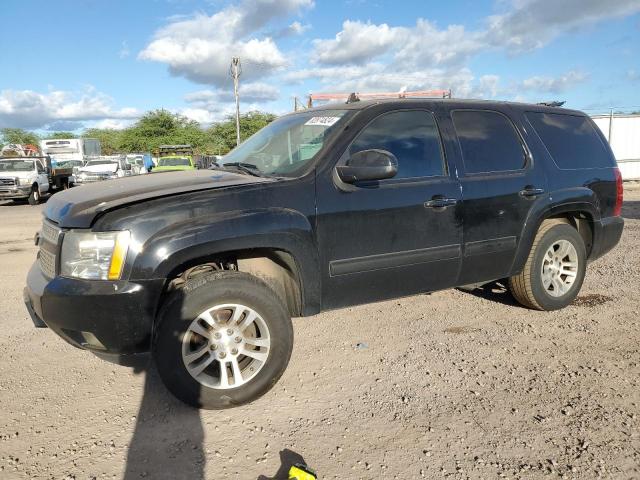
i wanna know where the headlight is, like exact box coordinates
[60,231,130,280]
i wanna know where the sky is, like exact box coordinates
[1,0,639,133]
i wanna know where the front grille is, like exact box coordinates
[0,177,17,191]
[41,221,61,245]
[39,220,62,278]
[39,249,56,278]
[0,177,17,186]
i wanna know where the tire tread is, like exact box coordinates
[509,219,568,310]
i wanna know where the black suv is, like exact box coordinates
[24,99,624,409]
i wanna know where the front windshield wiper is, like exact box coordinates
[214,162,265,178]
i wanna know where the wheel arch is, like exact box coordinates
[511,199,598,276]
[131,208,321,317]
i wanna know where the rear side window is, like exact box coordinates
[452,110,527,174]
[349,110,445,179]
[526,112,615,169]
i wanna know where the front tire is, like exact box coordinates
[509,221,586,311]
[28,186,41,205]
[153,271,293,409]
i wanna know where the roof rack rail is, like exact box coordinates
[307,89,452,108]
[537,101,565,107]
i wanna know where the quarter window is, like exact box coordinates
[349,111,445,179]
[452,110,527,174]
[525,112,614,169]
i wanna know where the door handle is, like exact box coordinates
[424,197,458,209]
[519,187,545,198]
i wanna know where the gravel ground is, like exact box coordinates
[0,186,639,480]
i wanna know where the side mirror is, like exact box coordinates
[336,149,398,184]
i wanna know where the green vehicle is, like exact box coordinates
[153,145,196,172]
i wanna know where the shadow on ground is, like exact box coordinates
[257,449,310,480]
[458,280,519,307]
[123,363,205,480]
[622,200,640,220]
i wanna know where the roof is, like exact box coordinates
[298,97,585,116]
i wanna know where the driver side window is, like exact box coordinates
[36,161,46,174]
[349,110,445,179]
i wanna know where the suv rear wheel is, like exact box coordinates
[509,220,586,311]
[153,271,293,409]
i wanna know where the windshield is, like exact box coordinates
[222,110,350,176]
[56,160,84,168]
[158,157,191,167]
[86,160,117,166]
[0,159,35,172]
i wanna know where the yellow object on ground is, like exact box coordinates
[289,464,317,480]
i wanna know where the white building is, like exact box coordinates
[592,114,640,180]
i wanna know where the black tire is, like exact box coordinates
[153,271,293,409]
[509,220,586,311]
[28,186,41,205]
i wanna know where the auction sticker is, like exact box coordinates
[305,116,341,127]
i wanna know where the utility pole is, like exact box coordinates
[229,57,242,146]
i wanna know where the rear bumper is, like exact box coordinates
[590,216,624,261]
[24,262,165,354]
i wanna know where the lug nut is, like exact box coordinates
[234,336,242,343]
[231,348,238,355]
[214,332,222,339]
[210,344,217,350]
[218,351,226,359]
[226,329,234,335]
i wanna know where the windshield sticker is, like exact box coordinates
[304,116,341,127]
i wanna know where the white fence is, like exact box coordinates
[592,114,640,180]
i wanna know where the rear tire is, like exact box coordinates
[509,221,586,311]
[153,271,293,409]
[28,186,41,205]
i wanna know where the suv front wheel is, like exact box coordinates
[509,220,586,311]
[154,271,293,409]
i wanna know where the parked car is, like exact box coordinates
[153,155,196,172]
[0,156,74,204]
[76,157,131,183]
[24,99,624,409]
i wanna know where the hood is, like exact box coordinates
[45,169,273,228]
[80,163,118,174]
[0,170,35,181]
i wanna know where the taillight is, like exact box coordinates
[613,167,623,217]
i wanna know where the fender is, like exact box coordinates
[130,207,321,314]
[510,187,600,275]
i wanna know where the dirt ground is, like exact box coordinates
[0,186,639,480]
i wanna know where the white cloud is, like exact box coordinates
[139,0,314,85]
[90,118,134,130]
[185,82,280,105]
[520,71,588,93]
[300,0,640,99]
[119,41,130,59]
[485,0,640,53]
[313,21,399,65]
[0,87,140,129]
[182,82,279,124]
[271,21,311,38]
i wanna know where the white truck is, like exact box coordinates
[39,138,101,167]
[0,156,74,204]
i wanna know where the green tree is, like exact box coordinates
[0,128,40,147]
[118,109,210,154]
[82,128,123,155]
[44,131,75,140]
[207,111,276,154]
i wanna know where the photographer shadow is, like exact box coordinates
[123,361,205,480]
[257,449,309,480]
